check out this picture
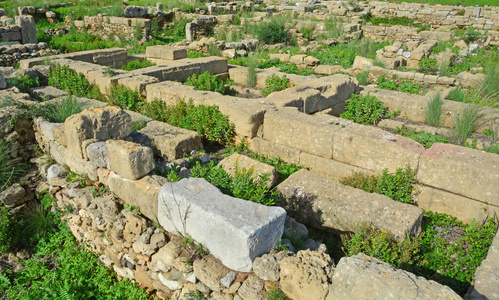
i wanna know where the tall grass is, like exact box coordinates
[0,140,29,193]
[454,104,480,145]
[324,17,344,40]
[426,93,442,127]
[38,97,82,123]
[247,54,258,87]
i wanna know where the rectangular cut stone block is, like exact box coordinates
[248,138,301,165]
[49,141,98,181]
[139,121,202,161]
[277,169,423,241]
[117,75,159,96]
[106,140,155,180]
[333,123,424,173]
[158,178,286,272]
[263,108,350,159]
[418,143,499,206]
[413,185,499,225]
[219,153,278,187]
[146,45,187,60]
[299,152,373,181]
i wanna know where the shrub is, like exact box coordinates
[141,100,235,145]
[190,161,277,206]
[340,93,394,125]
[426,92,443,127]
[262,74,290,97]
[48,64,101,99]
[5,74,40,93]
[454,104,480,145]
[355,71,369,86]
[256,21,288,45]
[340,165,416,204]
[109,84,144,111]
[184,71,226,94]
[447,87,467,102]
[37,96,82,123]
[301,24,314,40]
[419,57,438,74]
[394,126,449,148]
[121,59,155,71]
[463,27,482,44]
[207,43,222,56]
[0,207,15,253]
[377,75,425,95]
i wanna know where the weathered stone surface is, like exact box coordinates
[0,183,26,207]
[123,213,147,243]
[326,253,462,300]
[49,141,98,181]
[333,122,424,173]
[30,86,67,100]
[15,15,37,44]
[277,169,423,241]
[263,108,348,159]
[465,230,499,300]
[252,254,280,282]
[280,250,334,300]
[106,140,154,180]
[418,143,499,206]
[63,106,132,159]
[299,151,373,181]
[218,153,278,187]
[46,164,67,181]
[39,121,63,141]
[146,45,187,60]
[158,178,286,271]
[86,142,108,168]
[193,255,228,292]
[237,275,265,300]
[138,121,202,161]
[352,56,373,71]
[0,74,6,90]
[150,241,182,272]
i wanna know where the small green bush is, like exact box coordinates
[141,100,235,145]
[394,126,449,148]
[419,57,438,74]
[340,165,416,204]
[447,87,467,102]
[256,21,288,45]
[0,207,15,253]
[132,120,148,131]
[377,75,425,95]
[48,64,101,99]
[426,93,443,127]
[184,71,227,94]
[262,74,290,97]
[109,84,144,111]
[454,104,480,145]
[121,59,155,71]
[340,93,395,125]
[5,74,40,93]
[190,160,277,206]
[37,96,82,123]
[463,27,483,44]
[355,71,370,86]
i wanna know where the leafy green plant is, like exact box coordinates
[262,74,290,97]
[301,24,314,40]
[340,165,416,204]
[418,57,438,74]
[48,64,101,99]
[394,126,449,148]
[267,287,288,300]
[340,93,395,125]
[454,104,480,145]
[5,74,40,93]
[109,84,144,111]
[66,171,91,188]
[377,75,426,95]
[121,59,155,71]
[426,92,443,127]
[102,65,117,77]
[190,161,277,206]
[255,21,288,45]
[462,27,483,44]
[141,99,235,145]
[356,71,370,86]
[37,96,82,123]
[184,71,227,94]
[0,207,16,253]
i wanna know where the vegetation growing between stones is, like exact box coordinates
[0,192,149,298]
[394,126,449,148]
[340,165,416,204]
[340,93,396,125]
[184,71,230,95]
[262,74,290,97]
[425,92,443,127]
[453,104,480,145]
[253,21,289,45]
[36,96,82,123]
[109,84,145,111]
[5,75,40,94]
[189,161,278,206]
[355,71,370,86]
[48,65,102,99]
[342,213,498,296]
[121,59,155,71]
[377,75,427,95]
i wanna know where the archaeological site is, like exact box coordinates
[0,0,498,299]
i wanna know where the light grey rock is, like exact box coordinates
[47,164,67,181]
[200,155,210,164]
[221,271,236,288]
[15,15,37,44]
[158,178,286,272]
[402,51,411,58]
[0,183,25,207]
[326,253,462,300]
[86,142,108,168]
[124,5,148,18]
[283,216,308,240]
[252,254,280,282]
[0,74,6,89]
[106,140,154,180]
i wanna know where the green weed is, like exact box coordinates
[356,71,370,86]
[394,126,449,148]
[340,93,395,125]
[247,54,258,87]
[48,64,101,99]
[426,93,443,127]
[37,96,82,123]
[5,75,40,93]
[255,21,288,45]
[262,74,290,97]
[447,87,467,102]
[453,104,480,145]
[419,57,438,74]
[0,140,29,193]
[109,84,144,111]
[184,71,227,94]
[121,59,155,71]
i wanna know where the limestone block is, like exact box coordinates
[352,56,373,71]
[290,54,307,65]
[106,140,154,180]
[418,143,499,206]
[40,121,63,141]
[263,108,349,159]
[413,185,499,225]
[30,86,67,100]
[63,106,132,159]
[138,121,202,161]
[218,153,278,187]
[299,152,373,181]
[326,253,462,300]
[146,45,187,60]
[158,178,287,271]
[15,15,36,44]
[333,123,424,173]
[93,49,128,67]
[313,65,346,75]
[276,169,423,241]
[248,137,301,165]
[86,142,108,168]
[49,141,98,181]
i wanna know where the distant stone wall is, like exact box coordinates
[0,15,37,44]
[70,16,152,41]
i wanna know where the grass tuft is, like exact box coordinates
[425,92,443,127]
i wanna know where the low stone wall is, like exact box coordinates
[0,15,37,44]
[71,16,152,41]
[0,42,57,67]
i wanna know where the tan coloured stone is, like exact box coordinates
[277,169,423,241]
[313,65,346,75]
[63,106,132,159]
[418,143,499,206]
[280,250,334,300]
[218,153,278,187]
[352,56,373,71]
[299,152,373,181]
[49,141,98,181]
[139,121,202,161]
[146,45,187,60]
[123,213,147,243]
[106,140,154,180]
[193,255,229,292]
[248,137,301,165]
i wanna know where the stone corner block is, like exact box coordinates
[106,140,154,180]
